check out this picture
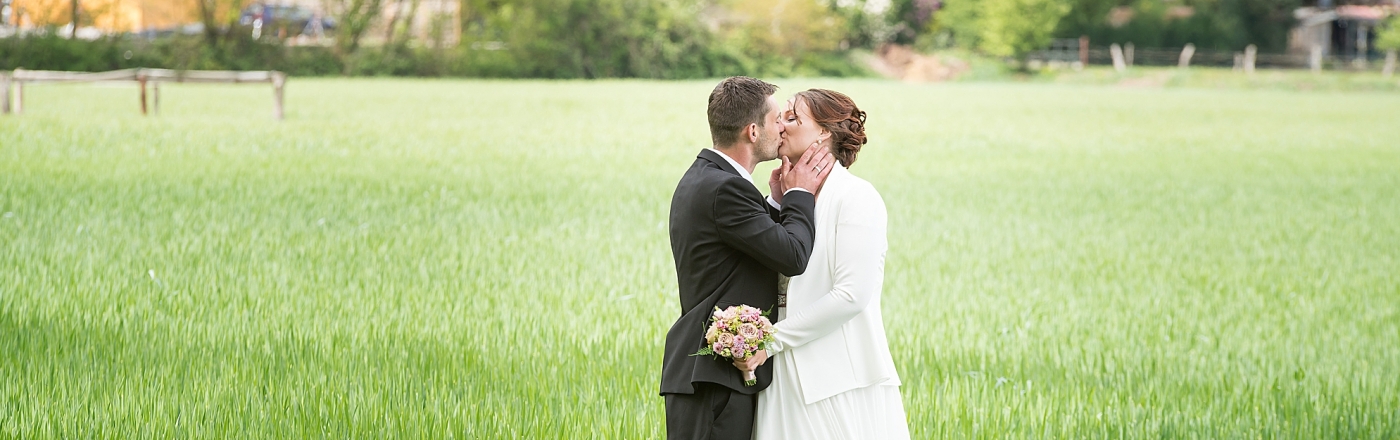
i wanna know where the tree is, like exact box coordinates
[382,0,421,49]
[1379,15,1400,77]
[1053,0,1298,52]
[457,0,802,79]
[328,0,387,55]
[11,0,71,28]
[822,0,895,49]
[935,0,984,49]
[1219,0,1298,53]
[194,0,242,47]
[726,0,846,59]
[1378,16,1400,52]
[977,0,1071,64]
[886,0,940,45]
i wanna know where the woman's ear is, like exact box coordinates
[818,130,832,144]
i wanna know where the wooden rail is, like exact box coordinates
[2,68,287,120]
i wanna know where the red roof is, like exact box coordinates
[1335,5,1388,21]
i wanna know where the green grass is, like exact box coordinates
[2,78,1398,438]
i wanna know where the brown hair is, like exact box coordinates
[708,77,778,147]
[794,89,867,168]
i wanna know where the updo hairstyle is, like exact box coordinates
[794,89,867,167]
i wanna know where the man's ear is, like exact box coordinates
[747,124,760,143]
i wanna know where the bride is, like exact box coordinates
[737,89,910,439]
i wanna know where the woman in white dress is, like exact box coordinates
[749,89,910,439]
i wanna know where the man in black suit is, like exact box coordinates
[661,77,835,439]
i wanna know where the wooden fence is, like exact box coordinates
[1029,41,1400,74]
[2,68,287,120]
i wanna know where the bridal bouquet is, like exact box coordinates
[691,305,776,386]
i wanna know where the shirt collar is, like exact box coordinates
[708,148,753,184]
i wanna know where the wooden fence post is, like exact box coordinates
[1110,44,1126,73]
[1384,50,1397,78]
[272,71,286,121]
[1356,25,1369,69]
[1178,44,1196,69]
[1,72,9,115]
[14,80,21,114]
[1244,44,1257,75]
[138,75,148,116]
[1125,42,1135,67]
[1079,36,1089,67]
[153,81,160,115]
[1310,44,1323,74]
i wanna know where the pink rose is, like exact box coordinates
[717,333,734,346]
[738,323,762,341]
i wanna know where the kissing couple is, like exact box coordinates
[661,76,910,440]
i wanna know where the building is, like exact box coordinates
[1291,4,1396,65]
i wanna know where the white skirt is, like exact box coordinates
[754,348,911,440]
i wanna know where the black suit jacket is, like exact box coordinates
[660,149,818,396]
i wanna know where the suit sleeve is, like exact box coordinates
[768,189,887,354]
[713,177,817,277]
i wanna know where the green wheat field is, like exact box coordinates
[2,77,1398,438]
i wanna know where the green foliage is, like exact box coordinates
[886,0,941,45]
[0,31,342,76]
[457,0,735,78]
[3,79,1400,437]
[1054,0,1299,52]
[933,0,978,49]
[938,0,1071,61]
[330,0,389,56]
[0,31,152,71]
[0,0,881,79]
[1378,16,1400,52]
[979,0,1072,60]
[1219,0,1299,52]
[454,0,873,78]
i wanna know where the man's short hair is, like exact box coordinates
[707,77,778,147]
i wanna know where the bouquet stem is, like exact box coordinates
[743,370,756,386]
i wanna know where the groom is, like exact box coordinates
[661,76,834,439]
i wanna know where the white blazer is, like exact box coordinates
[768,163,901,404]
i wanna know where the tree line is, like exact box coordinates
[2,0,1393,77]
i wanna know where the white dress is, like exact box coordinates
[754,165,910,440]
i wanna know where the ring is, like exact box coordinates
[812,165,822,172]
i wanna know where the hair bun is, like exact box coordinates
[846,110,867,146]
